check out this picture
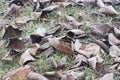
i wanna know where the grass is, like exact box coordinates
[0,0,120,80]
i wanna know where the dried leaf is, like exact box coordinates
[99,73,113,80]
[87,23,111,37]
[96,0,105,7]
[2,25,22,39]
[4,4,21,18]
[61,71,85,80]
[27,72,48,80]
[67,29,86,38]
[19,43,40,65]
[88,55,103,70]
[15,17,30,24]
[6,38,25,52]
[95,39,109,51]
[2,51,13,61]
[30,27,46,43]
[109,45,120,57]
[3,65,32,80]
[49,37,74,55]
[57,56,67,67]
[108,33,120,45]
[72,54,87,68]
[46,24,62,35]
[41,47,54,56]
[98,5,119,15]
[39,42,51,50]
[50,57,58,68]
[75,40,101,58]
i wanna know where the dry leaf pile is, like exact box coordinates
[0,0,120,80]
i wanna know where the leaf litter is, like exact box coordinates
[0,0,120,80]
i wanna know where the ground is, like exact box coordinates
[0,0,120,80]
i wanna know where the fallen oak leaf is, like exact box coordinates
[4,4,21,18]
[27,72,48,80]
[48,37,74,55]
[30,27,46,43]
[57,56,67,68]
[50,57,58,68]
[2,25,22,39]
[98,5,119,15]
[74,40,101,58]
[87,23,111,37]
[2,51,13,61]
[71,54,88,68]
[108,33,120,45]
[3,65,32,80]
[19,43,40,65]
[15,16,30,24]
[99,73,113,80]
[6,38,25,52]
[61,71,85,80]
[109,45,120,58]
[67,29,86,38]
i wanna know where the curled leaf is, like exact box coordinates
[98,5,119,15]
[49,37,74,55]
[27,72,48,80]
[19,43,40,65]
[67,29,86,38]
[6,38,25,52]
[108,33,120,45]
[109,45,120,58]
[2,25,22,39]
[4,4,21,18]
[3,65,31,80]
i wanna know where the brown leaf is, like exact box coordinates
[19,43,40,65]
[96,0,105,7]
[72,54,88,68]
[61,71,85,80]
[27,72,48,80]
[87,23,111,37]
[30,27,46,43]
[99,73,113,80]
[46,24,62,35]
[67,29,86,38]
[88,55,103,70]
[49,37,74,55]
[6,38,25,52]
[4,4,21,18]
[98,5,119,15]
[41,47,54,56]
[2,25,22,39]
[39,42,51,50]
[2,51,13,61]
[3,65,32,80]
[108,33,120,45]
[57,56,67,67]
[75,40,101,58]
[109,45,120,58]
[50,57,58,68]
[15,17,30,24]
[95,39,109,51]
[96,63,111,74]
